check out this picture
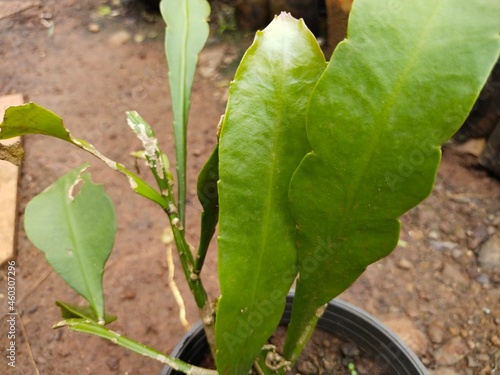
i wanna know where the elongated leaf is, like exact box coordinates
[25,165,115,322]
[53,319,218,375]
[215,14,326,374]
[160,0,210,224]
[285,0,500,356]
[0,103,168,208]
[55,301,117,325]
[195,144,219,273]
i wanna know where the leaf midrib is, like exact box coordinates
[63,180,100,317]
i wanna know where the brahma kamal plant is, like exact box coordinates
[1,0,499,373]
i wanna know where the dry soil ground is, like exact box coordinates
[0,1,499,374]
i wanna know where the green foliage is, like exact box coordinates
[0,102,72,141]
[215,14,326,374]
[0,103,168,208]
[126,110,172,194]
[24,165,116,322]
[160,0,211,224]
[54,319,217,375]
[284,0,500,357]
[0,0,498,373]
[56,301,117,325]
[195,144,219,273]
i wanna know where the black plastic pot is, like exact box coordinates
[162,293,428,374]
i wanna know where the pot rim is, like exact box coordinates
[162,292,428,374]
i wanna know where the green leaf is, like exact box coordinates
[215,14,326,374]
[25,165,116,322]
[160,0,211,224]
[195,144,219,273]
[285,0,500,358]
[0,102,72,141]
[55,301,117,325]
[0,103,168,208]
[53,319,218,375]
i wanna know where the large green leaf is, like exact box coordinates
[285,0,500,357]
[215,14,326,374]
[160,0,210,224]
[25,165,116,322]
[0,103,168,208]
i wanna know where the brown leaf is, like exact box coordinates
[0,141,25,166]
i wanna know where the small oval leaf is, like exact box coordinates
[25,165,116,322]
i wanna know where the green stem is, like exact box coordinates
[126,113,217,358]
[54,319,217,375]
[164,199,217,358]
[283,304,326,364]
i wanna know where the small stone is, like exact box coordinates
[322,359,333,371]
[134,33,145,43]
[120,288,136,300]
[37,356,47,364]
[382,316,428,356]
[108,30,132,46]
[478,235,500,271]
[434,336,469,366]
[106,356,120,371]
[88,23,100,33]
[428,320,446,344]
[429,230,440,240]
[59,348,71,358]
[467,356,481,368]
[297,359,316,374]
[476,274,490,284]
[341,342,360,357]
[397,258,412,270]
[441,263,469,287]
[321,339,331,348]
[27,306,38,314]
[429,240,457,252]
[467,226,488,250]
[409,229,424,240]
[476,353,490,362]
[439,221,453,234]
[491,335,500,346]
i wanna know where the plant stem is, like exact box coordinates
[283,304,326,364]
[54,319,217,375]
[127,113,217,357]
[165,201,217,358]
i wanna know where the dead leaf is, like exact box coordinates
[0,141,25,166]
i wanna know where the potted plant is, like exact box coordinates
[1,0,499,373]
